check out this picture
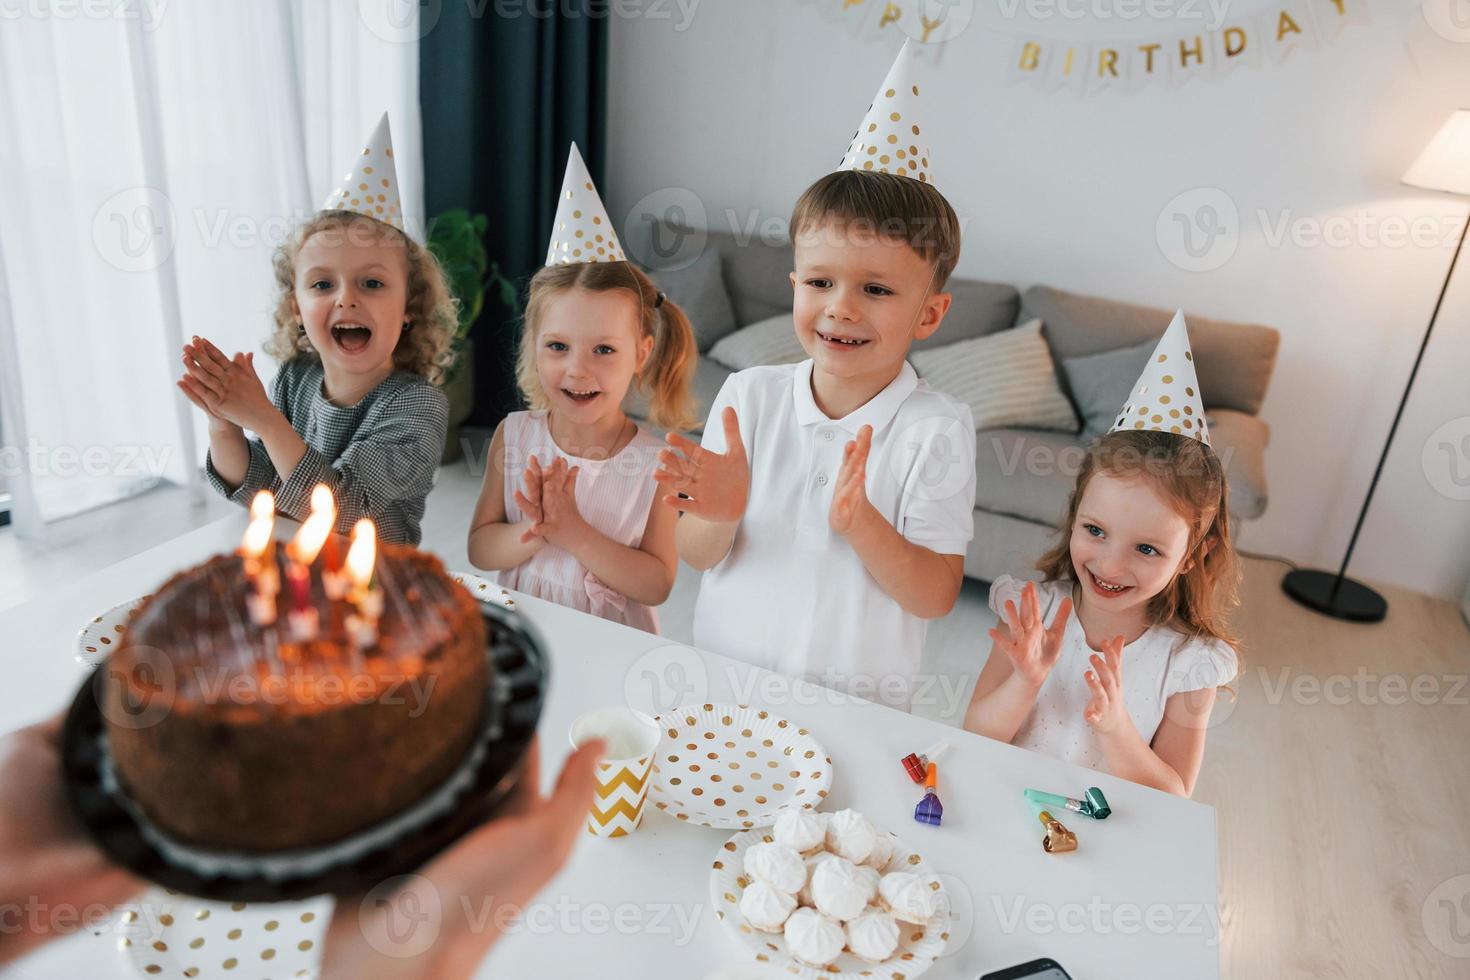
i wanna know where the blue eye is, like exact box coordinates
[1137,544,1159,557]
[594,344,615,355]
[546,341,567,352]
[363,278,384,289]
[310,280,331,290]
[1083,523,1103,537]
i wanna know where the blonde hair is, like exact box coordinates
[1037,430,1241,648]
[516,262,697,432]
[789,169,963,289]
[267,211,458,385]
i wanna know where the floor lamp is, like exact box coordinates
[1283,109,1470,622]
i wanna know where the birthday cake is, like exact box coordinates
[102,538,488,853]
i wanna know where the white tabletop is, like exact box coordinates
[0,514,1222,980]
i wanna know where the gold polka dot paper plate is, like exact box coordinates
[449,571,517,609]
[116,886,331,979]
[76,596,149,668]
[710,826,951,979]
[650,703,832,829]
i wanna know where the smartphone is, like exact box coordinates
[980,958,1074,980]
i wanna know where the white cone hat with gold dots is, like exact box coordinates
[546,143,625,266]
[322,111,402,232]
[838,39,934,186]
[1109,310,1210,445]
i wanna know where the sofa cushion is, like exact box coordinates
[913,278,1020,353]
[647,248,738,353]
[707,314,806,371]
[974,410,1270,526]
[1020,285,1279,415]
[973,427,1084,526]
[622,356,731,436]
[910,319,1079,433]
[1059,338,1158,436]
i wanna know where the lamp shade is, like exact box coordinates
[1403,109,1470,195]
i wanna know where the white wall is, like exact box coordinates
[605,0,1470,601]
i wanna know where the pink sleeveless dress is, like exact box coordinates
[493,410,665,634]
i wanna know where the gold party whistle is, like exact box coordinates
[1038,810,1078,853]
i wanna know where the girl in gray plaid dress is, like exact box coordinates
[177,210,458,545]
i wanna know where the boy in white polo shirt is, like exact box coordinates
[653,41,976,709]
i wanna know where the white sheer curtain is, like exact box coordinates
[0,0,422,540]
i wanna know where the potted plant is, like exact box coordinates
[428,209,518,463]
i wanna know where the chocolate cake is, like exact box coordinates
[103,542,488,853]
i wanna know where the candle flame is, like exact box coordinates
[291,512,333,565]
[241,492,275,558]
[346,519,376,589]
[310,484,335,519]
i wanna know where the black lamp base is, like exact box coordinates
[1281,569,1388,623]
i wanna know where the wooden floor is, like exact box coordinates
[4,460,1469,978]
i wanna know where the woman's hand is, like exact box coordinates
[0,714,143,967]
[988,581,1072,690]
[320,737,605,980]
[179,337,277,432]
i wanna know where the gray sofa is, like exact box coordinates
[625,223,1279,584]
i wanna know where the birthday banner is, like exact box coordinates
[796,0,1373,92]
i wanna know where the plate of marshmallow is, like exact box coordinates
[709,807,951,978]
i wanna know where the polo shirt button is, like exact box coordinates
[815,473,829,487]
[822,430,835,442]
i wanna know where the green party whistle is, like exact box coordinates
[1024,787,1112,820]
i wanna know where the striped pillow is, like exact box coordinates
[909,318,1079,433]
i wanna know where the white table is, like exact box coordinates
[1,514,1223,979]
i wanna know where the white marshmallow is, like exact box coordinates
[878,870,939,924]
[773,808,827,853]
[743,842,806,894]
[812,856,879,921]
[739,880,796,932]
[783,907,845,967]
[845,908,900,962]
[825,808,877,864]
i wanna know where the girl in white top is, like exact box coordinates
[964,429,1240,797]
[467,262,696,633]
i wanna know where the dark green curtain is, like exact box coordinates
[421,2,610,427]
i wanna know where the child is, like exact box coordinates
[655,42,976,709]
[467,145,696,633]
[177,114,455,546]
[964,313,1240,797]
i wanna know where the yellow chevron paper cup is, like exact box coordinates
[569,707,661,838]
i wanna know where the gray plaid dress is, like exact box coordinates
[205,358,448,545]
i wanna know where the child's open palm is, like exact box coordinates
[178,337,275,431]
[989,581,1072,689]
[515,456,586,548]
[1083,635,1131,734]
[654,406,750,523]
[829,424,875,535]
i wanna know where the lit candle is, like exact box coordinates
[309,485,349,599]
[240,491,278,625]
[344,518,382,649]
[285,505,332,642]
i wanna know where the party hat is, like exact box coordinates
[1109,310,1210,445]
[838,39,934,186]
[545,143,626,266]
[322,111,402,232]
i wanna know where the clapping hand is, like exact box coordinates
[988,581,1072,690]
[653,407,750,524]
